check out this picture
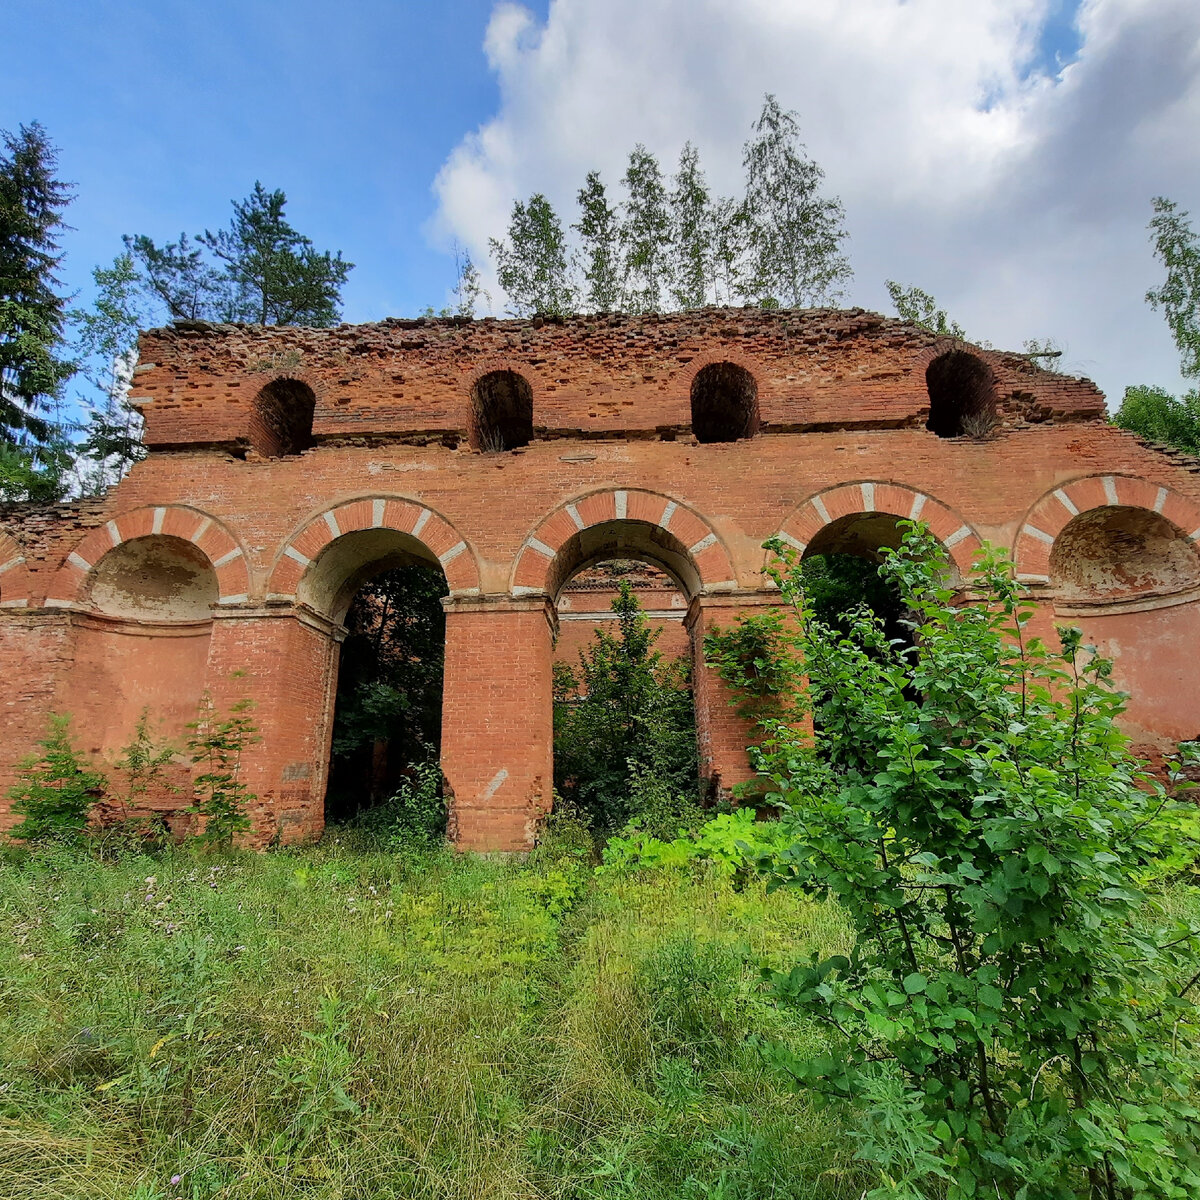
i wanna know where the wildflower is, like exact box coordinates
[170,1175,182,1186]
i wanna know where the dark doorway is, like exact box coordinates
[324,564,448,823]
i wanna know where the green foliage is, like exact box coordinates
[94,710,177,856]
[886,280,966,338]
[486,93,848,316]
[599,808,793,878]
[668,141,715,310]
[343,754,446,851]
[739,94,851,308]
[71,251,150,491]
[1147,195,1200,378]
[573,170,621,311]
[327,564,447,816]
[715,525,1200,1198]
[620,144,672,313]
[554,581,699,836]
[0,434,73,502]
[452,241,488,318]
[186,693,258,848]
[0,839,865,1197]
[1113,382,1200,455]
[0,122,75,446]
[125,181,353,327]
[7,714,106,846]
[489,192,575,317]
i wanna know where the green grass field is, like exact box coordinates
[0,833,869,1200]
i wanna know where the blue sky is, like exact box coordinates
[1,0,547,320]
[2,0,1198,408]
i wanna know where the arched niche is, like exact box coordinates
[1050,506,1200,602]
[926,350,996,439]
[471,369,533,452]
[690,362,760,444]
[250,377,316,457]
[86,535,218,621]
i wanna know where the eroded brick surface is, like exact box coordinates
[2,309,1198,848]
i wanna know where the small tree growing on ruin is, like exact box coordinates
[187,692,258,848]
[7,714,107,847]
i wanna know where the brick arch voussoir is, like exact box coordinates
[911,337,997,376]
[510,487,737,598]
[1014,474,1200,583]
[247,366,327,405]
[0,529,32,608]
[266,496,481,602]
[773,481,982,577]
[45,504,250,610]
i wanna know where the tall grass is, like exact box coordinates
[0,835,864,1199]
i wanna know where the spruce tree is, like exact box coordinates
[0,122,74,445]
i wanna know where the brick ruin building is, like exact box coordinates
[2,307,1199,850]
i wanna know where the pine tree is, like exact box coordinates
[573,171,621,312]
[620,145,672,313]
[199,183,352,326]
[126,183,353,327]
[739,94,851,307]
[489,193,574,317]
[668,142,713,309]
[0,122,74,446]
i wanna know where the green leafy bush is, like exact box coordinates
[7,714,106,846]
[344,752,446,850]
[710,524,1200,1199]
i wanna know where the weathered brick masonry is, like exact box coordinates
[2,307,1199,849]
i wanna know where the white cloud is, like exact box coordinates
[432,0,1200,406]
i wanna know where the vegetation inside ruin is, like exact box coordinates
[325,564,448,825]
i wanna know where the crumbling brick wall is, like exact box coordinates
[2,308,1197,848]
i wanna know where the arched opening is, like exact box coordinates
[548,523,701,837]
[1050,506,1200,602]
[298,529,449,829]
[250,378,316,457]
[690,362,760,443]
[799,513,935,750]
[926,350,995,439]
[471,369,533,452]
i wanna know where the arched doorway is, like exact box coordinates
[294,527,450,831]
[552,553,698,834]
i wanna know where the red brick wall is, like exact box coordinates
[1,308,1198,850]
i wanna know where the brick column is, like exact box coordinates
[441,594,555,852]
[686,590,786,798]
[204,607,341,845]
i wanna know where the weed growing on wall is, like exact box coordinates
[6,714,106,846]
[186,692,258,848]
[708,525,1200,1199]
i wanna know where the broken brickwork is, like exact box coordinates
[2,307,1199,850]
